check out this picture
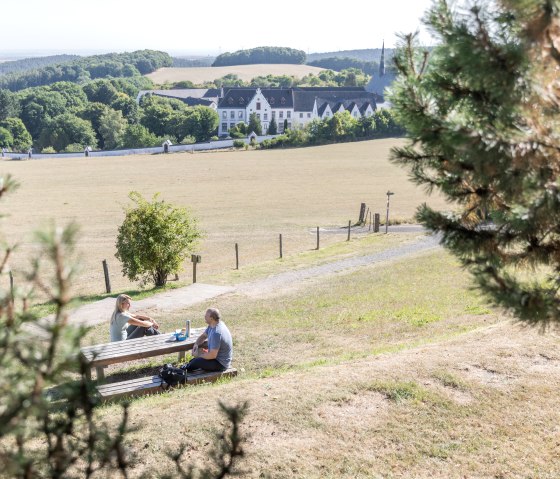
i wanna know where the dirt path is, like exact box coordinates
[47,232,440,326]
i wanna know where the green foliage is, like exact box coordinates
[228,122,248,138]
[98,109,127,150]
[0,49,171,91]
[0,54,80,75]
[389,0,560,325]
[248,112,262,136]
[120,124,163,148]
[38,113,97,152]
[0,127,14,148]
[267,117,277,135]
[0,88,20,120]
[115,192,203,287]
[213,46,306,66]
[233,139,245,148]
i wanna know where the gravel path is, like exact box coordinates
[237,233,441,297]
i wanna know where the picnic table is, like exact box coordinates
[80,327,206,381]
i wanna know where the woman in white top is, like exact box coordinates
[109,294,161,342]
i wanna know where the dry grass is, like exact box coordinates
[0,139,449,297]
[91,250,560,479]
[145,64,326,84]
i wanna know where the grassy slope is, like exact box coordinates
[91,235,560,478]
[145,64,326,84]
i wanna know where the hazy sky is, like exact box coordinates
[1,0,435,56]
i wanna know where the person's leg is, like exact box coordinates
[126,325,146,339]
[185,357,225,372]
[144,326,161,336]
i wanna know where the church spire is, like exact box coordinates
[379,40,385,77]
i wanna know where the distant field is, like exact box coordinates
[145,64,326,84]
[0,139,449,296]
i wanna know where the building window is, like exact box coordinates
[256,102,261,110]
[287,122,292,129]
[230,111,235,119]
[222,111,227,119]
[279,111,284,119]
[299,112,303,118]
[307,113,311,118]
[353,112,358,118]
[287,111,291,119]
[264,113,268,120]
[222,123,228,131]
[238,111,243,119]
[272,111,276,119]
[257,113,261,120]
[230,123,235,129]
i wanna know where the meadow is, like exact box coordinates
[2,138,559,477]
[0,138,448,297]
[145,64,326,84]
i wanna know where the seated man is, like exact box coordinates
[185,308,232,372]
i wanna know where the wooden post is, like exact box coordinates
[22,297,28,312]
[102,260,111,294]
[364,207,370,226]
[316,226,320,250]
[235,243,239,269]
[9,270,14,303]
[174,273,179,281]
[279,234,283,258]
[369,211,372,231]
[358,203,366,224]
[374,213,380,233]
[191,254,201,283]
[347,220,351,241]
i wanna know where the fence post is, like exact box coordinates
[347,220,351,241]
[279,234,283,258]
[235,243,239,270]
[364,207,369,226]
[374,213,380,233]
[316,226,320,250]
[369,211,372,231]
[9,270,14,304]
[358,203,366,224]
[102,260,111,294]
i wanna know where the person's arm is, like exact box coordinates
[127,316,153,328]
[197,348,218,360]
[192,332,208,356]
[132,313,159,329]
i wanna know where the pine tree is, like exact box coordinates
[268,116,278,135]
[248,112,262,136]
[390,0,560,326]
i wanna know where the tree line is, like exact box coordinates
[0,77,219,153]
[0,54,80,75]
[0,50,172,91]
[212,46,306,66]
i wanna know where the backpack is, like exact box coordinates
[159,363,188,388]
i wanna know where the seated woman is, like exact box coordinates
[109,294,161,342]
[185,308,232,372]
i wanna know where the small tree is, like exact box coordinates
[248,112,262,136]
[116,192,202,287]
[390,0,560,326]
[267,116,278,135]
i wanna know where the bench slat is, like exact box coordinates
[97,368,237,401]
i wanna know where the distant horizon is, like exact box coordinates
[0,45,398,62]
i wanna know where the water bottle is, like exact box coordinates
[185,320,191,338]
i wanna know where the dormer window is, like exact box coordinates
[228,98,233,104]
[270,97,275,105]
[239,97,245,104]
[256,102,261,110]
[281,97,286,105]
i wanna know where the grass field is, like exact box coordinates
[87,241,560,478]
[0,138,449,297]
[145,64,326,84]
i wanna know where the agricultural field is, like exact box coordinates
[0,138,449,297]
[145,64,326,84]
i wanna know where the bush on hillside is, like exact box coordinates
[115,192,202,287]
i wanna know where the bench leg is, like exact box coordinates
[85,367,92,381]
[96,366,106,382]
[178,351,185,361]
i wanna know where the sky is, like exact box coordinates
[0,0,435,57]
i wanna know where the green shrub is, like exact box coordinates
[40,146,56,153]
[115,192,202,287]
[233,139,245,148]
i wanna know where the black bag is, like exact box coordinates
[159,363,188,388]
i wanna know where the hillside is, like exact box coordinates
[307,48,394,63]
[145,64,326,84]
[0,54,80,75]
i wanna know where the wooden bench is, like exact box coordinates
[97,367,237,401]
[80,328,206,381]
